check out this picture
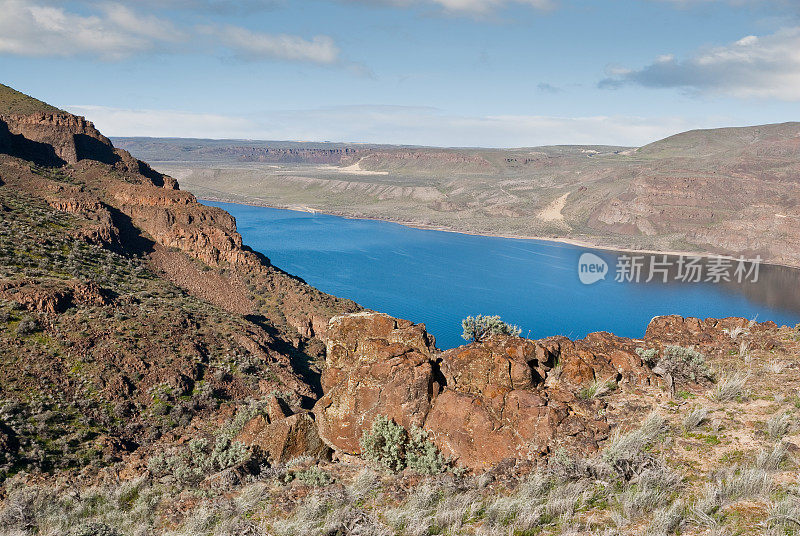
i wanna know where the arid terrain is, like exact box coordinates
[116,123,800,267]
[3,84,800,536]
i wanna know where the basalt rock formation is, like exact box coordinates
[314,312,440,454]
[314,312,661,469]
[314,311,787,470]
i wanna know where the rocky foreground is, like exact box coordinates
[3,85,800,535]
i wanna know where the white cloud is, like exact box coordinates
[66,105,258,138]
[347,0,555,15]
[0,0,185,59]
[204,26,340,64]
[0,1,341,64]
[67,103,725,147]
[600,26,800,100]
[429,0,554,13]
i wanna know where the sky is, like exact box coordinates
[2,0,800,147]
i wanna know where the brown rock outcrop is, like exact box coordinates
[426,333,654,469]
[313,312,440,454]
[315,312,658,470]
[0,112,111,165]
[237,412,331,463]
[645,314,778,352]
[0,279,114,314]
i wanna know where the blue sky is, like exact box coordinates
[2,0,799,146]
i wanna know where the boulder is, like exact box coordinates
[313,312,440,454]
[425,335,638,469]
[237,412,330,464]
[314,313,658,470]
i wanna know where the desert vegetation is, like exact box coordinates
[461,314,522,342]
[2,387,800,536]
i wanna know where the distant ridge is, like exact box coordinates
[636,121,800,158]
[0,83,63,115]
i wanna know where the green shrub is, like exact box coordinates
[360,416,448,474]
[68,522,122,536]
[16,318,39,336]
[295,466,334,487]
[360,415,407,472]
[642,345,714,383]
[635,347,659,366]
[406,426,448,475]
[147,430,250,484]
[461,314,522,343]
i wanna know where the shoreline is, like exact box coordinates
[196,194,799,270]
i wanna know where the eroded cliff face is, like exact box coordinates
[0,110,359,339]
[0,108,362,440]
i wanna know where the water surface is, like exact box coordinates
[206,201,800,349]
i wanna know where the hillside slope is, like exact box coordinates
[0,84,62,115]
[0,85,360,483]
[117,122,800,266]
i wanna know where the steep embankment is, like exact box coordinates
[0,84,359,483]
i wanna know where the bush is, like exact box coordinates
[15,318,39,336]
[360,416,448,474]
[406,426,448,475]
[296,467,334,487]
[635,347,659,366]
[461,314,522,343]
[765,412,791,440]
[602,413,668,480]
[360,415,406,472]
[68,522,122,536]
[147,434,250,485]
[756,442,788,471]
[577,378,615,400]
[643,346,714,383]
[682,406,709,432]
[708,371,748,402]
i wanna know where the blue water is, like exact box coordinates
[206,201,800,349]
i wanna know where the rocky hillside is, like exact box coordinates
[4,85,800,535]
[117,122,800,267]
[0,84,360,482]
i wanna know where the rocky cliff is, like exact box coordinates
[0,85,362,485]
